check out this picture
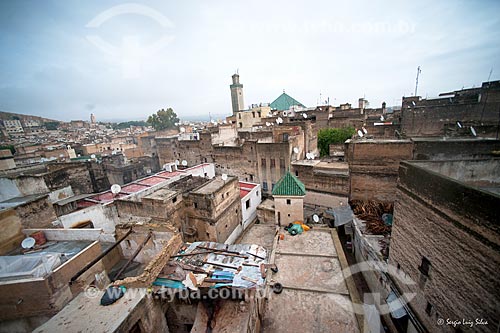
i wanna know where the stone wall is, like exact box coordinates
[291,162,349,196]
[401,81,500,137]
[274,196,304,225]
[0,209,24,255]
[345,140,413,202]
[14,196,57,229]
[389,162,500,333]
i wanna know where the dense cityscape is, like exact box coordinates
[0,1,499,333]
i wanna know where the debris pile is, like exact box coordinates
[350,200,393,235]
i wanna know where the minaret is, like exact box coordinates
[230,73,244,114]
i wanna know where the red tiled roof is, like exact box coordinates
[121,184,149,194]
[240,189,251,199]
[157,171,185,178]
[137,176,167,186]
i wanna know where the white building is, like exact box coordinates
[3,119,24,134]
[225,181,262,244]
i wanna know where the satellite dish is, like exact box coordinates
[21,237,36,249]
[266,122,271,127]
[111,150,117,155]
[181,160,188,166]
[470,126,477,137]
[357,130,364,137]
[175,159,180,165]
[362,127,367,134]
[111,184,122,194]
[293,147,299,154]
[223,120,227,124]
[302,113,307,119]
[313,214,319,223]
[457,121,463,128]
[90,154,96,159]
[67,145,71,149]
[221,174,228,181]
[411,101,416,106]
[277,117,283,124]
[380,115,385,121]
[180,127,186,133]
[59,154,64,158]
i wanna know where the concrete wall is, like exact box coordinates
[274,196,304,225]
[389,162,500,333]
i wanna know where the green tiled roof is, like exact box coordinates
[270,92,305,111]
[272,171,306,196]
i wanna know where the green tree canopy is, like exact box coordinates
[147,108,179,131]
[112,120,148,130]
[317,127,355,157]
[44,121,60,130]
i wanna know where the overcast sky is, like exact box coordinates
[1,0,499,122]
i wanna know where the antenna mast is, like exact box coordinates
[414,66,421,96]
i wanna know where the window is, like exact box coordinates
[239,122,243,128]
[283,133,289,142]
[261,158,266,167]
[419,257,431,276]
[272,183,275,190]
[250,174,254,181]
[252,112,255,118]
[194,202,198,209]
[425,302,433,316]
[256,190,259,196]
[270,159,276,167]
[280,158,285,174]
[245,199,250,209]
[238,113,241,119]
[172,196,177,203]
[295,170,299,177]
[258,111,261,117]
[286,199,291,205]
[262,182,268,191]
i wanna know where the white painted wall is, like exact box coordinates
[57,204,117,234]
[185,163,215,179]
[240,182,262,229]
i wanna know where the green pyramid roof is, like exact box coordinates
[272,171,306,196]
[270,92,305,111]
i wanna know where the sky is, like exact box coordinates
[0,0,500,122]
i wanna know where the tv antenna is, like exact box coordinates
[415,66,421,96]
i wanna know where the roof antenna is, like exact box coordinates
[415,66,421,96]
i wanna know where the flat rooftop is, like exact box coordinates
[192,176,236,195]
[33,288,145,333]
[408,159,500,196]
[261,228,360,332]
[0,193,47,211]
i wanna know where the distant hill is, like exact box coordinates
[0,110,59,123]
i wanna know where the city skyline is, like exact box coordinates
[1,0,500,121]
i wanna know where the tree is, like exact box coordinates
[317,127,355,157]
[44,121,60,130]
[147,108,179,131]
[112,120,148,130]
[0,145,15,155]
